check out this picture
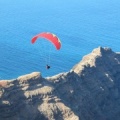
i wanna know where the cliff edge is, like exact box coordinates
[0,47,120,120]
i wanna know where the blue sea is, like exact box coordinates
[0,0,120,79]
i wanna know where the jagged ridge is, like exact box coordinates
[0,47,120,120]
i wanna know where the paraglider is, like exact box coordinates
[31,32,61,50]
[31,32,61,69]
[46,64,50,69]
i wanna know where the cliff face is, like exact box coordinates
[0,47,120,120]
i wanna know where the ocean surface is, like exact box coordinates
[0,0,120,79]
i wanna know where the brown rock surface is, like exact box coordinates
[0,47,120,120]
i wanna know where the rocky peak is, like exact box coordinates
[72,47,117,75]
[92,46,113,55]
[0,47,120,120]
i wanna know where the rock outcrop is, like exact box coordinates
[0,47,120,120]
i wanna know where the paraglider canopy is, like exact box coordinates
[31,32,61,50]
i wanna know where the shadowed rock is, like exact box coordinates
[0,47,120,120]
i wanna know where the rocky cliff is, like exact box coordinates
[0,47,120,120]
